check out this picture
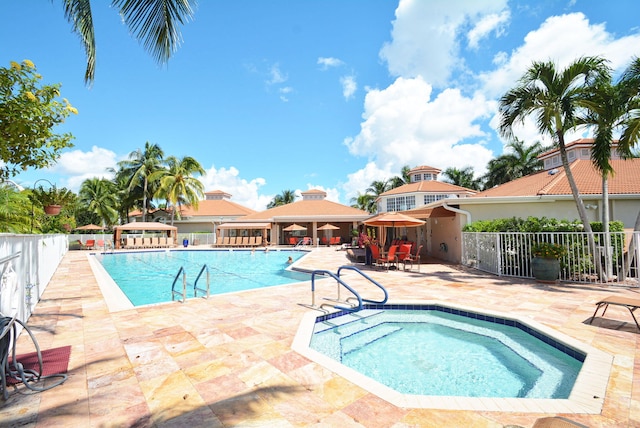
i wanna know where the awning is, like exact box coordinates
[218,222,271,229]
[402,206,456,219]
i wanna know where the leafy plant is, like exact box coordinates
[31,185,75,207]
[531,242,567,259]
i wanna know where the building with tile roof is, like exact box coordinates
[221,189,370,245]
[401,140,640,263]
[129,190,256,233]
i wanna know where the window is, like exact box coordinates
[386,196,416,212]
[424,194,448,204]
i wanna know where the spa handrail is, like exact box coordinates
[194,264,210,298]
[311,270,362,311]
[336,265,388,304]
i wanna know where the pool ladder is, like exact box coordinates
[171,264,210,303]
[302,265,388,313]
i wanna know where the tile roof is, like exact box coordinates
[239,199,369,220]
[474,158,640,198]
[381,180,477,196]
[178,199,256,216]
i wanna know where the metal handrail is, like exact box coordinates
[310,269,362,312]
[171,267,187,303]
[194,264,210,298]
[336,265,388,304]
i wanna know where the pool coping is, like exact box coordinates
[292,300,612,413]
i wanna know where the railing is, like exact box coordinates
[171,267,187,303]
[306,266,389,312]
[194,264,210,298]
[462,231,640,285]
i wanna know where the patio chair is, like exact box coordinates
[377,245,399,270]
[401,244,422,272]
[125,238,134,249]
[151,237,159,248]
[396,244,413,270]
[289,237,298,246]
[369,244,381,267]
[589,295,640,331]
[85,239,95,250]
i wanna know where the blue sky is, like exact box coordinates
[2,0,640,210]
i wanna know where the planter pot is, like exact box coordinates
[531,257,560,282]
[44,204,61,215]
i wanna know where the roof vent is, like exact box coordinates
[548,168,558,175]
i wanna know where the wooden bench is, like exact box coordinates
[589,295,640,330]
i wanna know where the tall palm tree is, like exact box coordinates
[79,177,118,227]
[267,189,296,209]
[365,180,389,213]
[60,0,197,84]
[152,155,205,225]
[581,56,640,278]
[442,166,481,190]
[483,139,546,189]
[499,56,610,236]
[116,141,165,222]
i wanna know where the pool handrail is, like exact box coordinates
[336,265,388,304]
[171,266,187,303]
[311,269,362,312]
[194,264,210,298]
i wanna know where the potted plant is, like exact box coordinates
[531,242,566,282]
[33,184,71,216]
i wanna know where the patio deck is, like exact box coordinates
[1,247,638,427]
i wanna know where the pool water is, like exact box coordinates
[310,309,582,398]
[94,250,309,306]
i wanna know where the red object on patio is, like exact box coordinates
[6,345,71,385]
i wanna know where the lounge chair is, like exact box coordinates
[125,238,135,249]
[159,237,168,247]
[377,245,399,270]
[241,236,249,247]
[151,237,159,248]
[228,237,237,247]
[589,295,640,330]
[248,236,258,246]
[85,239,95,250]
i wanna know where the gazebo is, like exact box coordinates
[112,222,178,249]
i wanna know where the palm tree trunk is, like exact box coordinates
[142,177,148,222]
[602,177,612,281]
[624,209,640,280]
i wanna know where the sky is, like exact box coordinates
[2,0,640,210]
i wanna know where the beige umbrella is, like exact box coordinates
[74,224,105,231]
[364,212,425,245]
[283,223,307,232]
[317,223,339,231]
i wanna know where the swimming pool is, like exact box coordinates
[293,302,612,412]
[92,249,310,307]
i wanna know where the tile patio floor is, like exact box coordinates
[1,247,638,427]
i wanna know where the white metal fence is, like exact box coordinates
[462,231,640,285]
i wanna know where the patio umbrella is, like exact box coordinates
[317,223,339,231]
[74,224,105,231]
[283,223,307,232]
[364,212,425,244]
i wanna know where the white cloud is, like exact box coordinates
[200,165,270,211]
[267,63,288,85]
[305,184,341,203]
[317,57,344,69]
[379,0,508,86]
[48,146,118,191]
[340,75,357,100]
[341,161,393,203]
[467,10,510,50]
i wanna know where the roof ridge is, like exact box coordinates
[537,164,568,195]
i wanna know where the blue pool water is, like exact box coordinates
[95,250,309,306]
[310,308,583,398]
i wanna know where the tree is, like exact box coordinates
[0,185,32,233]
[442,167,481,190]
[79,177,119,227]
[350,192,376,214]
[389,165,411,189]
[581,56,640,279]
[0,60,76,179]
[483,139,546,189]
[267,190,296,209]
[152,156,205,225]
[498,56,610,237]
[60,0,197,84]
[116,142,165,222]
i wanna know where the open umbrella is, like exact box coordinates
[74,224,105,231]
[364,212,425,245]
[317,223,339,231]
[283,223,307,232]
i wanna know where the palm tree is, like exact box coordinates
[350,192,376,214]
[60,1,197,84]
[79,177,118,227]
[116,141,165,222]
[483,139,546,189]
[267,190,296,209]
[498,56,610,237]
[152,156,205,225]
[581,56,640,279]
[442,167,481,190]
[389,165,411,189]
